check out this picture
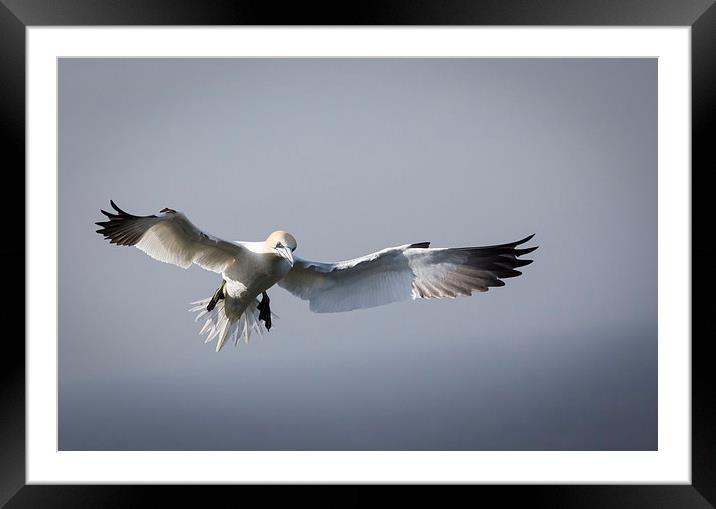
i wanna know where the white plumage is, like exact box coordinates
[97,201,537,352]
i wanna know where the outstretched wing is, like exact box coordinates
[95,200,244,273]
[278,235,537,313]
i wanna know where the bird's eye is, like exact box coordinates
[276,242,284,249]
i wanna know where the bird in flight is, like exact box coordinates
[96,201,538,352]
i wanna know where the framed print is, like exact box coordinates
[3,0,714,505]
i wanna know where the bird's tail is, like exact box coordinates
[188,296,278,352]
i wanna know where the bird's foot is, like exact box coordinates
[257,291,272,331]
[206,280,226,311]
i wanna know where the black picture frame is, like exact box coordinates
[2,0,713,505]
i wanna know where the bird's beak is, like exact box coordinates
[275,246,294,266]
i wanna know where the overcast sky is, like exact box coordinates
[58,58,656,450]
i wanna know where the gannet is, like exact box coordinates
[96,201,538,351]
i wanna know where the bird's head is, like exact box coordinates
[266,230,297,266]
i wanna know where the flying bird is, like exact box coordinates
[96,201,538,351]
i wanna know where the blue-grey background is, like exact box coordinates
[58,58,657,450]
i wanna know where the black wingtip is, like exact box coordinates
[515,245,539,257]
[109,199,135,217]
[515,233,535,246]
[500,269,523,278]
[109,199,124,214]
[512,258,534,267]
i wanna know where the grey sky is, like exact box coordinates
[59,58,657,450]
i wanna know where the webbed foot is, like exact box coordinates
[257,291,272,330]
[207,280,226,311]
